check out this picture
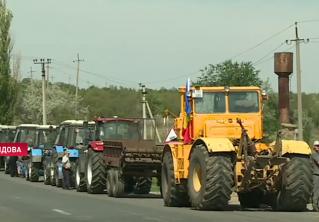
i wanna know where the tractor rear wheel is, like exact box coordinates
[188,144,234,210]
[86,149,106,194]
[44,164,51,185]
[274,156,312,211]
[75,160,87,192]
[134,177,152,194]
[55,167,63,187]
[161,151,190,207]
[29,163,39,182]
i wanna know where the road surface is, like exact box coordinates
[0,172,318,222]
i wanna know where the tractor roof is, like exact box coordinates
[17,124,39,128]
[36,125,57,130]
[95,117,137,123]
[60,120,95,126]
[0,125,16,129]
[179,86,261,93]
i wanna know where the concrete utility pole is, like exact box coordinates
[286,22,309,140]
[33,58,51,125]
[73,53,84,119]
[139,83,162,143]
[139,83,147,140]
[46,64,50,82]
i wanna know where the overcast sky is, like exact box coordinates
[6,0,319,92]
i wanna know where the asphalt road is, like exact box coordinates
[0,173,318,222]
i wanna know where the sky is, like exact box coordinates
[6,0,319,92]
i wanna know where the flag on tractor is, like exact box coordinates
[183,78,192,144]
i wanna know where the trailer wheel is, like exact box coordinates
[134,177,152,194]
[274,156,312,211]
[113,168,125,198]
[162,151,190,207]
[86,149,106,194]
[107,169,115,197]
[188,144,233,210]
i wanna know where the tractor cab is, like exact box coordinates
[176,86,265,142]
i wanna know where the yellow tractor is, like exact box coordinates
[161,85,312,211]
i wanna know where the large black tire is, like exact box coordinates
[162,151,190,207]
[75,160,87,192]
[50,163,56,186]
[238,189,263,208]
[112,168,125,198]
[43,165,51,185]
[274,156,312,211]
[107,169,115,197]
[134,177,152,194]
[188,145,234,210]
[86,150,106,194]
[70,161,76,188]
[29,163,39,182]
[55,166,62,187]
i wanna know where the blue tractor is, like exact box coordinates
[13,124,39,178]
[29,125,57,182]
[0,125,16,173]
[44,120,94,188]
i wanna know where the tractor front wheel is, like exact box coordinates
[188,144,233,210]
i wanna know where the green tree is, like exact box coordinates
[195,60,263,87]
[0,1,17,124]
[15,80,88,124]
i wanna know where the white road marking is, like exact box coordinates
[52,208,72,216]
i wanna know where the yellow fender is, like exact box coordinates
[195,137,235,153]
[281,140,311,156]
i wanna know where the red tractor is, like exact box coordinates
[76,117,163,196]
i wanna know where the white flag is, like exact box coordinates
[165,129,178,142]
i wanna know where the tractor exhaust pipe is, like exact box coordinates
[274,52,293,124]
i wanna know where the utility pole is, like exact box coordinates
[73,53,84,119]
[33,58,51,125]
[46,64,50,82]
[286,22,309,140]
[28,67,35,80]
[139,83,162,143]
[139,83,147,140]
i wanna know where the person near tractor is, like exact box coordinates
[312,140,319,212]
[62,149,71,189]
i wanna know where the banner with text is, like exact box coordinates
[0,143,29,156]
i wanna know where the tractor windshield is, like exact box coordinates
[229,92,259,113]
[98,121,140,141]
[195,92,226,114]
[38,129,57,149]
[19,128,37,146]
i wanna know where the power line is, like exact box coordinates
[253,45,295,66]
[229,23,294,60]
[252,42,285,65]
